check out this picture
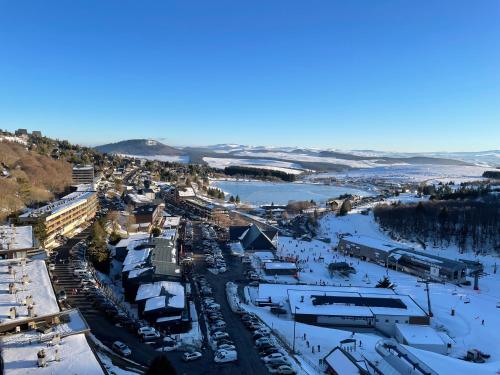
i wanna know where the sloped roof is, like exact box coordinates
[230,224,278,251]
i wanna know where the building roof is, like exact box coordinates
[389,248,466,271]
[162,215,181,228]
[285,288,427,318]
[0,225,34,251]
[19,190,96,220]
[0,310,103,375]
[324,346,369,375]
[0,259,59,326]
[264,262,297,271]
[230,224,278,251]
[341,235,405,253]
[137,281,185,311]
[395,324,445,346]
[178,187,195,197]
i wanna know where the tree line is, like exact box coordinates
[373,197,500,254]
[223,166,297,182]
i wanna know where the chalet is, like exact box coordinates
[229,224,278,252]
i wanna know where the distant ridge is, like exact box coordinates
[95,139,184,156]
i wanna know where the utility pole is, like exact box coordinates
[417,279,433,317]
[292,306,300,353]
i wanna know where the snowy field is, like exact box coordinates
[315,164,490,184]
[233,150,406,168]
[245,205,500,374]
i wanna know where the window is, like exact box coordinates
[385,319,389,323]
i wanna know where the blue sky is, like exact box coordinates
[0,1,499,151]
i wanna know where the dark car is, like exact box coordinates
[271,307,287,315]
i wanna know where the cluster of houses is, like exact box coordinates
[114,213,191,333]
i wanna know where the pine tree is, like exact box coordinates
[235,195,240,203]
[376,276,396,289]
[146,355,176,375]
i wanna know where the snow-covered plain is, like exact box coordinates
[245,203,500,374]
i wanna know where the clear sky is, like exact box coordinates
[0,1,499,152]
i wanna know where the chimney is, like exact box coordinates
[28,305,35,318]
[8,282,16,294]
[9,306,17,319]
[22,274,29,284]
[26,295,33,305]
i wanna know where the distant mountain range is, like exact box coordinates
[94,139,499,172]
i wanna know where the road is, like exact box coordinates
[190,222,269,375]
[49,223,268,374]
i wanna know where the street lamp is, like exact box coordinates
[292,305,300,353]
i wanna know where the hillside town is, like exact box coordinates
[0,129,499,375]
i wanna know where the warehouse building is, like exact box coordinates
[338,235,467,283]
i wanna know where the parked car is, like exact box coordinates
[57,290,67,302]
[262,352,286,363]
[211,320,226,329]
[112,341,132,357]
[259,346,281,356]
[218,344,236,351]
[270,307,287,315]
[211,331,229,341]
[266,357,291,366]
[137,326,160,337]
[182,351,202,362]
[255,337,274,348]
[268,365,296,375]
[214,349,237,363]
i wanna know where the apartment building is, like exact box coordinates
[19,189,98,248]
[72,164,95,185]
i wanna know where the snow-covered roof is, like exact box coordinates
[162,216,181,228]
[253,251,276,261]
[395,324,445,346]
[264,262,297,270]
[136,281,185,309]
[156,315,182,323]
[114,232,150,249]
[160,228,177,241]
[178,187,195,197]
[128,267,154,279]
[0,259,59,326]
[324,347,367,375]
[287,289,427,318]
[19,190,95,219]
[0,331,103,375]
[0,225,34,250]
[341,234,405,252]
[122,247,153,272]
[127,193,153,205]
[144,296,166,312]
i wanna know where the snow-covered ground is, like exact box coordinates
[314,164,490,184]
[245,204,500,374]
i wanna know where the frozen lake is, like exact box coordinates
[212,180,373,205]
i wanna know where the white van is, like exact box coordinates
[214,349,237,363]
